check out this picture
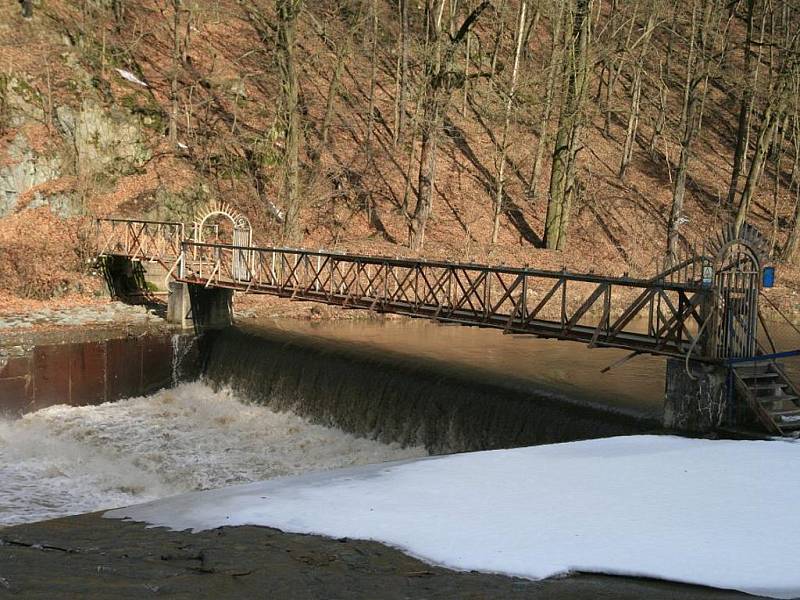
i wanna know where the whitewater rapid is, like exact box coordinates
[0,382,426,527]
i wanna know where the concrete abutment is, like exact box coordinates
[663,358,729,433]
[184,283,233,330]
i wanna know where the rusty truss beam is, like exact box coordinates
[178,241,710,359]
[96,218,185,266]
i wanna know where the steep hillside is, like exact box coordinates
[2,0,799,315]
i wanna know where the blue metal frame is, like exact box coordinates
[725,350,800,365]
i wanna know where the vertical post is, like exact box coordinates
[521,274,528,322]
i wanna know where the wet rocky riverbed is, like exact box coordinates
[0,513,759,600]
[0,303,160,333]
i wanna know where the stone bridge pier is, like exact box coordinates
[167,281,233,330]
[663,359,728,433]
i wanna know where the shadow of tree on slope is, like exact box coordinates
[443,118,542,247]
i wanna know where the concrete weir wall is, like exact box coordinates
[0,335,179,415]
[199,326,656,454]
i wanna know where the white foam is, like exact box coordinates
[0,382,424,526]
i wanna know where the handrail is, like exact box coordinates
[726,350,800,364]
[96,217,184,227]
[178,240,708,359]
[181,240,707,293]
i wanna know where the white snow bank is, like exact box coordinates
[106,435,800,598]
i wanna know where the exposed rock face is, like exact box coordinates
[0,94,153,218]
[0,134,63,217]
[3,76,47,129]
[55,99,150,178]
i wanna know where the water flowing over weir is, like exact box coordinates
[0,383,424,526]
[199,325,658,454]
[0,320,662,527]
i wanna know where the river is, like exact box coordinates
[2,317,799,527]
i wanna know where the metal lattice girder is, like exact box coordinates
[94,216,714,359]
[96,218,184,266]
[178,241,711,360]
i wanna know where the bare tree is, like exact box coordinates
[168,0,183,145]
[726,0,757,207]
[619,12,657,179]
[734,24,799,234]
[408,0,491,250]
[112,0,125,31]
[770,114,789,254]
[648,59,668,153]
[667,0,730,258]
[544,0,592,251]
[603,7,636,138]
[528,0,564,200]
[783,106,800,261]
[492,0,527,243]
[277,0,304,243]
[489,0,509,82]
[364,0,379,221]
[734,99,785,233]
[394,0,409,144]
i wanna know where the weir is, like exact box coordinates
[199,326,655,453]
[94,209,800,438]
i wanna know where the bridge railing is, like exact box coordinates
[180,240,711,359]
[96,218,185,264]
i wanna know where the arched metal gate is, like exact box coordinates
[193,202,253,281]
[713,241,760,360]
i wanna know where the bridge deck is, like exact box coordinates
[95,218,710,360]
[179,241,707,360]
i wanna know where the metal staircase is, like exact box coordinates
[732,360,800,436]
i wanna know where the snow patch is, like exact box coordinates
[115,69,148,87]
[107,435,800,598]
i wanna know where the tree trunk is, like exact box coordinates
[620,13,655,179]
[492,0,527,244]
[461,31,471,117]
[784,114,800,261]
[112,0,124,31]
[667,3,702,258]
[734,105,781,234]
[619,68,642,179]
[408,0,491,250]
[785,183,800,262]
[528,0,564,199]
[770,114,788,255]
[410,129,436,250]
[394,0,409,144]
[169,0,181,145]
[277,0,303,243]
[402,88,424,215]
[319,46,346,156]
[604,12,636,138]
[544,0,591,251]
[365,0,378,221]
[649,61,668,153]
[489,0,509,83]
[664,0,679,79]
[726,0,755,207]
